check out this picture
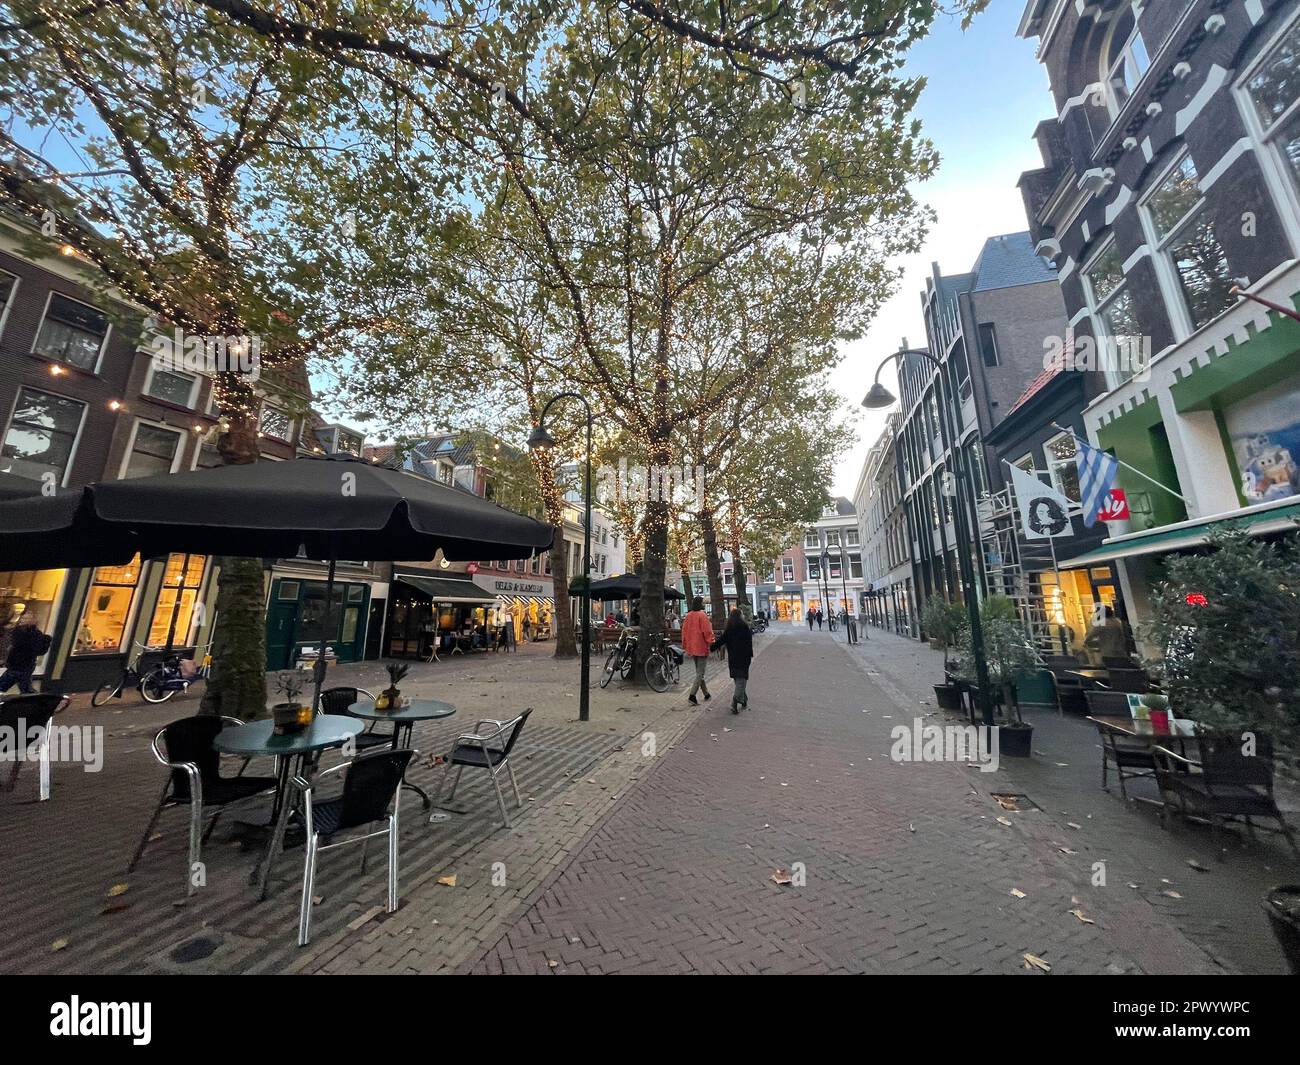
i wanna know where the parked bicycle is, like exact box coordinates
[91,642,210,707]
[643,631,683,692]
[599,626,638,689]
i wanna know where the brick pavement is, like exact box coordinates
[464,625,1296,974]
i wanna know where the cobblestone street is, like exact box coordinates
[465,626,1300,975]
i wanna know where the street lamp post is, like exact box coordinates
[863,348,994,726]
[528,393,593,723]
[818,548,832,630]
[826,542,855,640]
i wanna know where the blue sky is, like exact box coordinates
[830,0,1057,498]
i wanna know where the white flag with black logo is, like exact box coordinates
[1006,462,1075,540]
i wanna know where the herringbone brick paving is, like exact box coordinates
[466,628,1294,974]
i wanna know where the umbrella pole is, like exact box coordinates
[311,554,337,715]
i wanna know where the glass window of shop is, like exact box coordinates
[1044,431,1082,503]
[0,569,67,664]
[74,557,141,655]
[2,387,86,484]
[146,554,207,647]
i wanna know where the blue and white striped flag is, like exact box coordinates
[1076,436,1120,527]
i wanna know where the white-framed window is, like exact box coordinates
[1140,151,1236,335]
[1100,7,1151,120]
[143,359,200,408]
[722,564,733,585]
[806,558,821,581]
[1044,430,1081,504]
[1,386,86,485]
[0,271,18,340]
[121,420,185,478]
[1236,11,1300,249]
[259,404,294,443]
[781,557,794,582]
[850,552,863,580]
[33,292,110,371]
[1081,239,1144,387]
[825,530,840,547]
[1013,454,1036,474]
[804,530,820,549]
[845,528,860,546]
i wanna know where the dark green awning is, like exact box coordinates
[394,574,497,605]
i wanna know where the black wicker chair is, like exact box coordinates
[0,692,69,800]
[293,747,414,945]
[129,715,278,894]
[320,686,391,752]
[1085,690,1154,799]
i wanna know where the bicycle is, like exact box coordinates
[91,642,210,707]
[643,631,683,692]
[599,626,638,689]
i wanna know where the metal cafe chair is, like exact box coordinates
[1153,732,1300,859]
[129,715,278,895]
[0,692,70,801]
[429,708,532,828]
[1085,690,1154,800]
[292,747,415,946]
[320,686,391,752]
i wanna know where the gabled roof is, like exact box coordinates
[970,232,1058,292]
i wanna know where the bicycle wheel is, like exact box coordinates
[599,648,620,689]
[668,655,681,686]
[644,653,669,692]
[619,648,636,680]
[90,678,123,707]
[139,668,176,704]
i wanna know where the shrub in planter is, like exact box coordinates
[954,603,1041,755]
[921,598,968,675]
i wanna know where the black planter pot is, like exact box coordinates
[1263,885,1300,974]
[934,684,963,711]
[997,724,1033,758]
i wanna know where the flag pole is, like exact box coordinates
[1050,423,1187,503]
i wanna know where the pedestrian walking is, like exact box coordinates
[681,596,713,705]
[847,613,858,645]
[816,609,823,630]
[711,608,754,714]
[0,617,51,694]
[522,614,532,642]
[807,611,814,632]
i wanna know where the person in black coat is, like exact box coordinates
[0,620,51,694]
[711,609,754,714]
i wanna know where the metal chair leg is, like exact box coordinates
[360,829,370,874]
[38,734,51,801]
[506,761,523,808]
[298,834,318,947]
[202,808,224,843]
[186,799,203,897]
[489,767,511,827]
[128,781,170,872]
[387,813,399,912]
[447,764,465,800]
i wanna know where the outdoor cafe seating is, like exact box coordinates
[0,692,70,802]
[320,686,392,752]
[430,709,532,828]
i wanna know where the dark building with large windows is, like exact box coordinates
[1017,0,1300,648]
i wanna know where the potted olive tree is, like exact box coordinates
[921,598,968,711]
[955,596,1040,757]
[271,670,311,735]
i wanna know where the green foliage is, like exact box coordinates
[953,599,1040,724]
[1142,526,1300,749]
[385,661,411,687]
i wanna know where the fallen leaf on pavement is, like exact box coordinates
[996,816,1013,827]
[1010,888,1026,899]
[106,883,129,897]
[1023,953,1051,973]
[437,875,457,888]
[51,938,68,952]
[1069,908,1095,924]
[1059,847,1077,855]
[1067,822,1082,830]
[1186,859,1210,872]
[1162,889,1183,899]
[770,869,793,886]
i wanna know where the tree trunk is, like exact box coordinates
[698,508,726,624]
[200,408,269,718]
[549,523,577,657]
[728,518,748,619]
[636,434,672,679]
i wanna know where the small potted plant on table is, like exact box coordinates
[272,670,312,735]
[378,661,410,710]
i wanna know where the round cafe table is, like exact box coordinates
[214,714,363,899]
[348,698,456,809]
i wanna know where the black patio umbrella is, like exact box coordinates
[573,573,685,602]
[0,453,554,708]
[0,472,44,501]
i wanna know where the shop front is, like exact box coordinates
[1,552,216,692]
[768,592,803,622]
[265,575,371,670]
[385,571,499,658]
[471,573,555,642]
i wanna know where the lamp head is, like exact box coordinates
[526,423,556,450]
[861,382,897,409]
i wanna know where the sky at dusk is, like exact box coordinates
[829,0,1057,500]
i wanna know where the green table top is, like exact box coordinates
[347,698,457,723]
[212,714,363,756]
